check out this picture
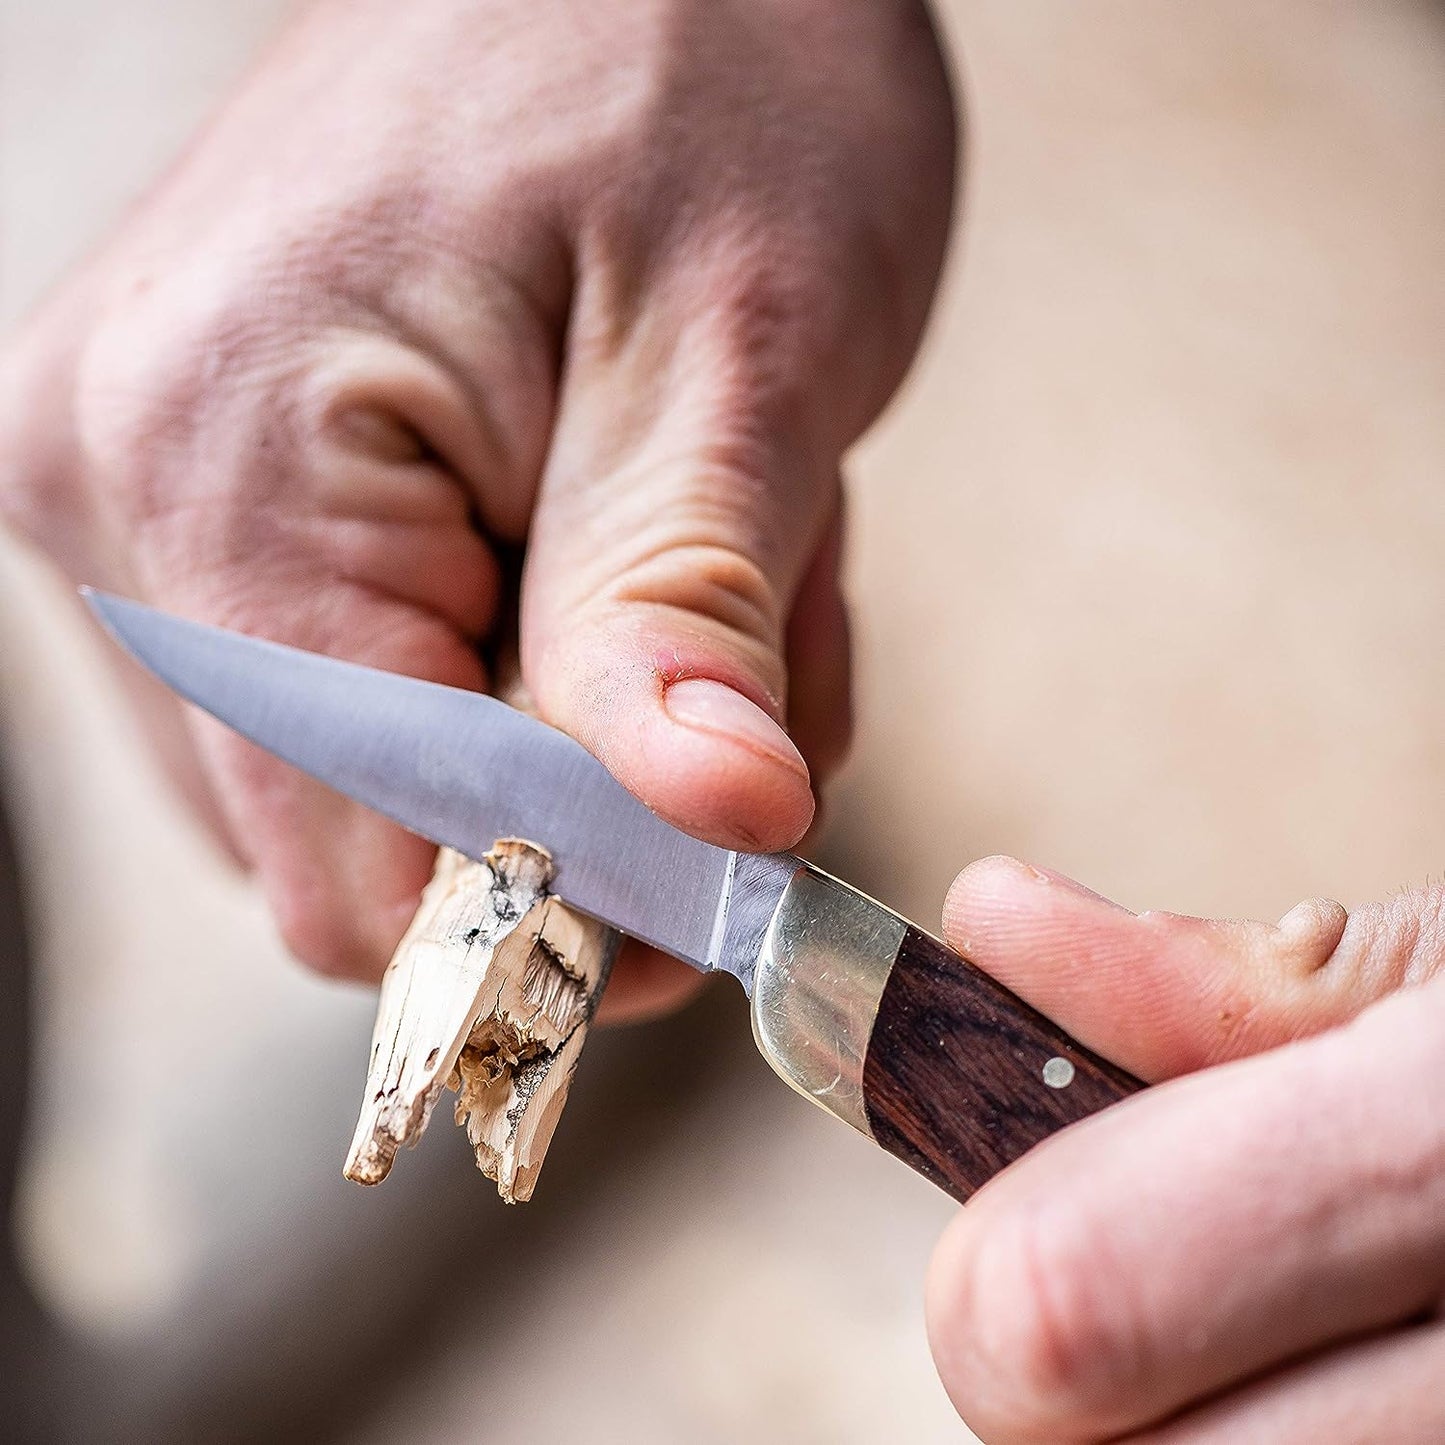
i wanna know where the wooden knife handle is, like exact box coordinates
[860,925,1141,1200]
[750,864,1143,1204]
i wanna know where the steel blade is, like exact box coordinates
[84,591,791,988]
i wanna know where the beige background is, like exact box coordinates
[3,1,1444,1439]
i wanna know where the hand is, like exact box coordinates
[927,856,1445,1443]
[0,0,956,1009]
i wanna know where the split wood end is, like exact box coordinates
[344,840,618,1202]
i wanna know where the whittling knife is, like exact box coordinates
[85,590,1142,1202]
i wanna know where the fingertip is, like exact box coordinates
[656,676,814,849]
[943,855,1128,954]
[595,940,707,1025]
[942,854,1034,950]
[638,695,815,851]
[924,1204,972,1339]
[941,855,1193,1078]
[264,869,382,983]
[261,826,435,985]
[924,1205,991,1426]
[536,639,816,853]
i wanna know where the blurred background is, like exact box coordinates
[2,1,1444,1440]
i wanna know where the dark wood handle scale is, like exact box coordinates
[862,926,1142,1200]
[749,866,1144,1204]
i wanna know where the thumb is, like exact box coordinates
[943,855,1445,1082]
[519,334,843,854]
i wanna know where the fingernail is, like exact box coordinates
[663,678,807,773]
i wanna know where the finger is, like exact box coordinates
[176,567,710,1012]
[776,497,851,856]
[520,249,862,855]
[595,940,706,1026]
[171,579,495,980]
[1127,1318,1445,1444]
[116,327,515,981]
[0,272,100,572]
[926,981,1445,1444]
[942,855,1445,1080]
[782,497,853,786]
[1131,1316,1445,1445]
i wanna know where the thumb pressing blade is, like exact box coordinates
[85,589,1143,1204]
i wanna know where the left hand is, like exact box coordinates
[0,0,955,1010]
[926,855,1445,1443]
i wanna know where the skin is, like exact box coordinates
[929,857,1445,1443]
[0,0,957,1015]
[1,1,1436,1435]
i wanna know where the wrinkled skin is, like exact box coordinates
[9,1,1434,1436]
[0,0,956,1015]
[930,857,1445,1444]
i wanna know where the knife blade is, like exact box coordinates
[84,589,1143,1201]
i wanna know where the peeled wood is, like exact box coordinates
[345,840,619,1203]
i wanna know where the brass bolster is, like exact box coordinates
[748,864,906,1137]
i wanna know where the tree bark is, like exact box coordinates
[345,840,619,1202]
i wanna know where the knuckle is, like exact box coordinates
[695,242,842,416]
[1315,885,1445,1002]
[0,343,67,548]
[70,263,423,593]
[614,534,782,650]
[673,225,908,449]
[942,1205,1149,1442]
[69,247,489,582]
[72,277,301,566]
[71,216,388,487]
[78,267,286,458]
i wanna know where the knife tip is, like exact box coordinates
[79,587,144,653]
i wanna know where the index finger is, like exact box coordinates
[942,855,1437,1081]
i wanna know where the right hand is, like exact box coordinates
[0,0,956,1010]
[927,857,1445,1442]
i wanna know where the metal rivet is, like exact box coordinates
[1042,1056,1075,1089]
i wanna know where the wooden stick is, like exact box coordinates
[344,840,619,1202]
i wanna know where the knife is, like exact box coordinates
[84,590,1142,1202]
